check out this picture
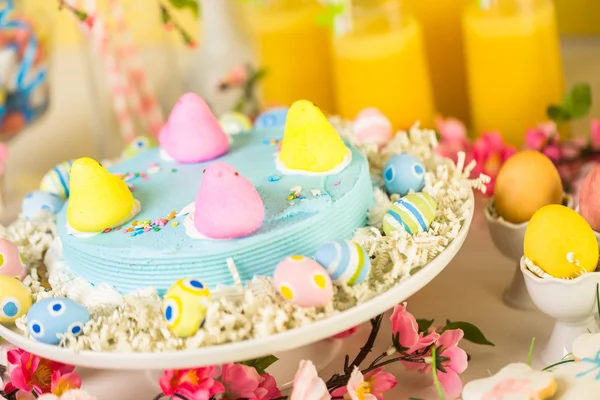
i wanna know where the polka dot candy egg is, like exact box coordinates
[27,298,90,345]
[273,255,333,308]
[254,107,289,130]
[163,278,210,338]
[383,192,437,236]
[315,240,371,286]
[0,275,31,323]
[383,153,426,196]
[0,238,26,280]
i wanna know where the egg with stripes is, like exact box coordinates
[315,240,371,286]
[163,278,210,338]
[383,153,426,196]
[219,111,252,135]
[383,192,437,236]
[254,107,289,130]
[40,160,73,200]
[0,238,27,280]
[0,275,31,323]
[273,255,333,308]
[27,298,90,345]
[22,190,65,221]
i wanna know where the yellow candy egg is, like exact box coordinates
[162,278,210,338]
[524,204,599,278]
[494,150,563,224]
[0,275,32,323]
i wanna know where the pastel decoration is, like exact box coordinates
[524,204,598,279]
[22,190,65,221]
[121,136,157,160]
[67,157,138,232]
[163,278,210,338]
[0,275,32,323]
[353,108,393,149]
[315,240,371,286]
[194,162,264,239]
[27,298,90,345]
[494,150,563,224]
[39,160,73,200]
[0,238,26,280]
[383,153,426,196]
[383,192,437,236]
[578,164,600,232]
[219,111,252,135]
[159,92,229,164]
[273,255,333,308]
[462,363,557,400]
[278,100,347,173]
[254,107,289,130]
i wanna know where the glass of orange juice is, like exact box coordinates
[331,0,435,131]
[244,0,335,113]
[463,0,564,147]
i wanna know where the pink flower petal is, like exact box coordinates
[390,303,419,350]
[591,119,600,149]
[437,370,463,400]
[442,346,469,374]
[366,368,397,393]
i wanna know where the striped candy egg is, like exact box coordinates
[40,160,73,200]
[315,240,371,286]
[383,192,437,236]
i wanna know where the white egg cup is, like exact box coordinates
[520,257,600,365]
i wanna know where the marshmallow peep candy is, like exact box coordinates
[353,108,393,149]
[194,162,264,239]
[159,93,229,164]
[278,100,347,173]
[0,238,26,280]
[67,157,139,232]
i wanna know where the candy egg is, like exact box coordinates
[524,204,598,279]
[315,240,371,286]
[273,255,333,308]
[0,275,32,323]
[22,190,65,221]
[383,153,426,196]
[578,164,600,231]
[0,238,26,280]
[254,107,289,130]
[40,161,73,200]
[163,278,210,338]
[121,136,157,160]
[219,111,252,135]
[494,150,563,224]
[353,108,393,149]
[27,298,90,345]
[383,192,437,236]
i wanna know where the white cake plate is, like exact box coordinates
[0,192,474,371]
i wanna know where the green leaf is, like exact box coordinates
[239,355,279,374]
[167,0,199,17]
[416,318,434,334]
[563,83,592,118]
[547,105,571,123]
[316,3,345,27]
[442,321,495,346]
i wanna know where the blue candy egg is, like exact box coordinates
[315,240,371,286]
[254,107,289,130]
[22,190,65,220]
[383,153,426,196]
[27,298,90,345]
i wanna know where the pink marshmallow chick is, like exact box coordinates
[578,164,600,232]
[159,93,229,164]
[194,162,264,239]
[353,108,393,149]
[273,255,333,308]
[0,238,26,280]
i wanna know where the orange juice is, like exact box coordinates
[245,0,335,113]
[555,0,600,35]
[463,0,564,147]
[332,1,434,130]
[413,0,470,123]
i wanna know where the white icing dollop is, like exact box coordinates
[274,147,352,176]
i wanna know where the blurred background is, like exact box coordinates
[2,0,600,220]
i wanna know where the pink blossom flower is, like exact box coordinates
[333,327,358,339]
[221,363,281,399]
[50,371,81,396]
[38,390,96,400]
[290,360,330,400]
[224,65,248,87]
[159,367,224,400]
[401,331,441,372]
[5,349,75,395]
[472,132,516,196]
[434,329,469,400]
[332,367,397,400]
[524,122,557,151]
[435,116,473,165]
[591,119,600,150]
[390,302,419,350]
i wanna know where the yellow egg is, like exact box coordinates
[494,150,563,224]
[0,275,32,323]
[162,278,210,338]
[524,204,598,278]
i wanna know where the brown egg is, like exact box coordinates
[494,150,563,224]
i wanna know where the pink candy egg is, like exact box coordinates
[273,255,333,308]
[353,108,393,149]
[578,164,600,232]
[0,238,26,280]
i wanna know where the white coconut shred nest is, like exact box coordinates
[4,125,489,353]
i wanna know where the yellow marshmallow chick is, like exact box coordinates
[278,100,348,173]
[67,157,138,232]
